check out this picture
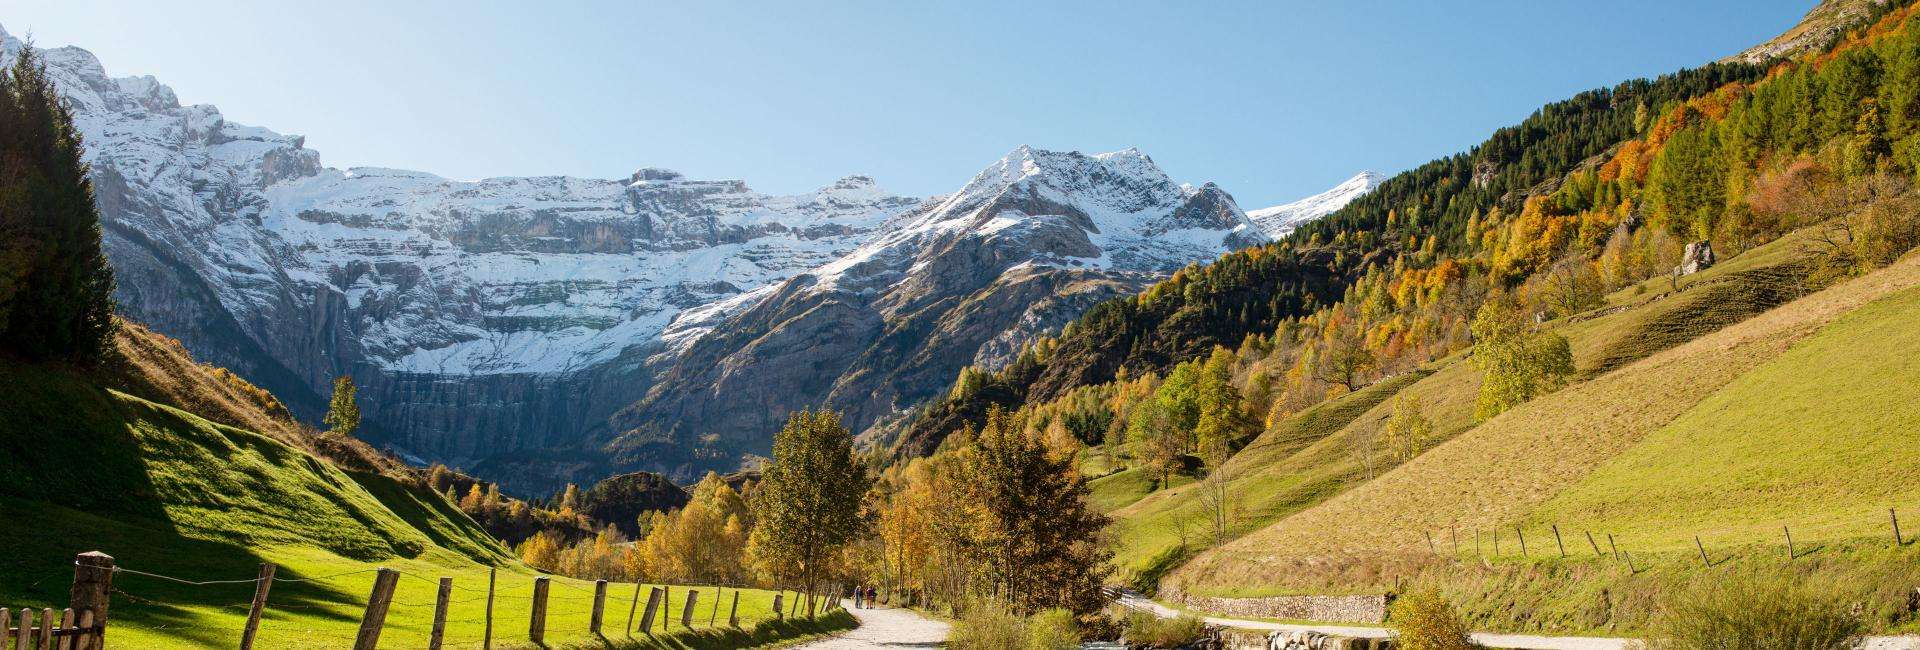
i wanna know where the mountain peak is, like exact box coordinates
[1246,170,1382,238]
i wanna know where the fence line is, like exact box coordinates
[1410,505,1913,573]
[13,551,840,649]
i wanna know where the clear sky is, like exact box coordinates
[4,1,1812,208]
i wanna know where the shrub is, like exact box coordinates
[1026,607,1080,650]
[1388,588,1476,650]
[1651,575,1865,650]
[948,605,1027,650]
[1122,611,1207,648]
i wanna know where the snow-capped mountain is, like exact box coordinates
[1,25,919,465]
[8,23,1348,491]
[1247,171,1381,238]
[603,147,1266,483]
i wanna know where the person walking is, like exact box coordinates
[854,584,865,609]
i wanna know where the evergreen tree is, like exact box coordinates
[747,410,872,614]
[323,376,361,436]
[0,45,116,363]
[960,407,1111,614]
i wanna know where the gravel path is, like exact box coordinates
[794,599,949,649]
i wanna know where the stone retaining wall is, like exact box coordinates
[1174,592,1390,624]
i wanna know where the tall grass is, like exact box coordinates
[1651,575,1865,650]
[1121,611,1207,648]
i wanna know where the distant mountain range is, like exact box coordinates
[0,23,1376,492]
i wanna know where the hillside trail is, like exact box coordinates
[793,599,949,649]
[1111,589,1920,650]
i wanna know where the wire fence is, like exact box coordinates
[8,552,848,649]
[1381,505,1918,576]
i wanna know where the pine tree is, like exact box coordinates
[0,45,116,363]
[323,376,361,436]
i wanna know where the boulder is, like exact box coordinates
[1677,240,1716,276]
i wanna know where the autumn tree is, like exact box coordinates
[1471,298,1575,420]
[747,410,872,614]
[960,407,1111,614]
[1382,396,1435,462]
[1193,346,1257,466]
[1317,324,1376,392]
[323,376,361,436]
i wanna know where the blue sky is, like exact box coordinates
[5,1,1810,207]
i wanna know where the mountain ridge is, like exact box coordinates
[5,22,1377,491]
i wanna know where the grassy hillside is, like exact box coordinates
[1098,228,1830,589]
[0,325,846,648]
[1149,246,1920,632]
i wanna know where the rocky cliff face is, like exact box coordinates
[3,26,917,475]
[10,26,1372,493]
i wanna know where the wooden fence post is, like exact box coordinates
[1696,536,1711,567]
[681,589,699,628]
[16,608,29,650]
[708,588,719,627]
[1893,508,1904,545]
[38,607,51,650]
[1586,530,1602,557]
[68,552,112,650]
[661,587,671,632]
[625,582,643,634]
[1552,525,1566,557]
[729,590,740,627]
[1785,525,1796,560]
[1516,527,1528,557]
[1623,551,1638,573]
[529,576,549,644]
[772,593,783,621]
[429,577,452,650]
[1,608,9,648]
[58,609,72,650]
[1607,534,1620,561]
[239,562,275,650]
[639,587,663,635]
[482,568,495,650]
[1425,531,1436,554]
[1450,525,1459,555]
[1492,529,1500,556]
[590,579,608,635]
[352,568,399,650]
